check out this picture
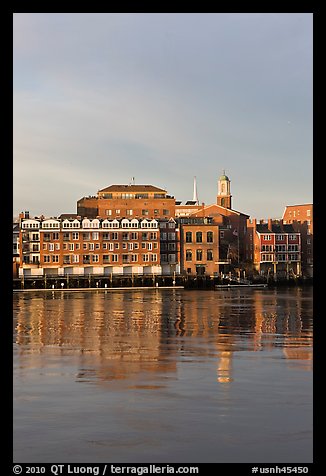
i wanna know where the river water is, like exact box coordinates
[13,287,313,463]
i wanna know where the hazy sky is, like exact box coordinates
[13,13,313,220]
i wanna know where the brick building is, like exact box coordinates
[19,214,167,278]
[77,184,175,220]
[282,204,313,277]
[178,216,219,276]
[246,218,301,278]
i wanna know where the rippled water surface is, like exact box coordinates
[13,287,313,463]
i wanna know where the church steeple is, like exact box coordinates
[217,171,232,209]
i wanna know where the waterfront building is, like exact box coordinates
[159,218,180,275]
[246,218,301,278]
[18,213,168,278]
[77,184,175,220]
[184,173,249,268]
[282,204,313,277]
[13,222,20,278]
[178,216,220,276]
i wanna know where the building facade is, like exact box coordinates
[178,217,220,276]
[77,184,175,220]
[19,215,169,277]
[246,218,301,278]
[282,204,313,277]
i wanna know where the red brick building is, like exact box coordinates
[246,218,301,278]
[282,204,313,277]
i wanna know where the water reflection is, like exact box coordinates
[13,288,313,385]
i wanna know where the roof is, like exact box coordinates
[256,223,296,233]
[59,213,79,219]
[98,184,167,193]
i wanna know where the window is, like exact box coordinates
[83,243,88,250]
[168,254,176,263]
[76,243,80,250]
[142,242,146,249]
[147,243,152,250]
[122,232,129,240]
[220,231,224,239]
[69,243,74,251]
[89,243,94,251]
[122,243,127,249]
[126,209,133,216]
[163,209,170,215]
[128,243,133,250]
[263,235,272,241]
[43,233,51,241]
[83,255,91,264]
[52,255,59,263]
[196,249,203,261]
[43,255,50,263]
[186,250,192,261]
[207,250,213,261]
[196,232,202,243]
[162,232,167,240]
[103,255,110,263]
[114,243,119,249]
[92,255,99,263]
[131,254,138,262]
[63,233,70,241]
[168,232,175,240]
[276,235,284,241]
[43,243,47,250]
[154,209,159,215]
[143,254,149,262]
[307,210,311,216]
[72,232,79,240]
[115,209,121,215]
[83,232,90,241]
[111,254,118,262]
[186,232,192,243]
[142,209,149,216]
[131,232,138,240]
[102,233,110,240]
[32,244,39,252]
[151,254,157,262]
[48,243,54,251]
[151,232,158,240]
[122,254,130,263]
[92,232,99,240]
[105,210,112,216]
[134,243,139,249]
[111,232,118,240]
[72,255,79,263]
[63,255,71,264]
[142,232,148,241]
[207,232,213,243]
[52,232,59,240]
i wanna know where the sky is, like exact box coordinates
[13,13,313,220]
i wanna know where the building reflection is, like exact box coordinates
[14,288,313,386]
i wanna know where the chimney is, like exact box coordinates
[268,218,272,230]
[24,211,29,219]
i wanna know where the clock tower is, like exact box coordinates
[217,171,232,209]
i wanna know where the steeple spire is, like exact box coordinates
[193,176,199,205]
